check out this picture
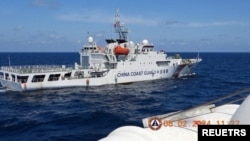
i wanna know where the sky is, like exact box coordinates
[1,0,250,52]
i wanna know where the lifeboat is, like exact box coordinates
[114,45,129,55]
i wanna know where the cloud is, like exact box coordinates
[159,39,188,46]
[248,41,250,45]
[187,21,250,27]
[122,17,159,26]
[13,25,24,31]
[58,12,113,23]
[165,20,250,27]
[58,11,159,26]
[95,32,105,37]
[59,11,250,27]
[50,33,63,40]
[165,20,184,26]
[31,0,58,9]
[76,40,82,44]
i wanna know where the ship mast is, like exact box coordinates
[114,10,128,41]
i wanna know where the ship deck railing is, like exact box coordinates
[0,65,74,74]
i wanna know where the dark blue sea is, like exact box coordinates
[0,52,250,141]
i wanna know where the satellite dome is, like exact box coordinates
[142,39,149,45]
[88,36,94,43]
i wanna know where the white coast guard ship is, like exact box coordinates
[0,11,201,91]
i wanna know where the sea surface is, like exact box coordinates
[0,52,250,141]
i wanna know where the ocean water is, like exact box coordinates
[0,52,250,141]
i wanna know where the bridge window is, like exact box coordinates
[17,76,29,83]
[48,74,60,81]
[32,75,45,83]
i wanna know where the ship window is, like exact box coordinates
[5,73,10,80]
[64,72,71,78]
[32,75,45,83]
[156,61,170,66]
[74,71,84,78]
[17,76,29,83]
[0,72,3,79]
[48,74,60,81]
[11,74,16,82]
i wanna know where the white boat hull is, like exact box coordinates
[99,93,250,141]
[0,59,200,91]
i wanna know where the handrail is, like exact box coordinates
[0,65,74,74]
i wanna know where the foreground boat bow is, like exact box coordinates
[99,88,250,141]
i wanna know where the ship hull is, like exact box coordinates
[0,59,201,91]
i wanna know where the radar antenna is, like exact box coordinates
[114,10,128,41]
